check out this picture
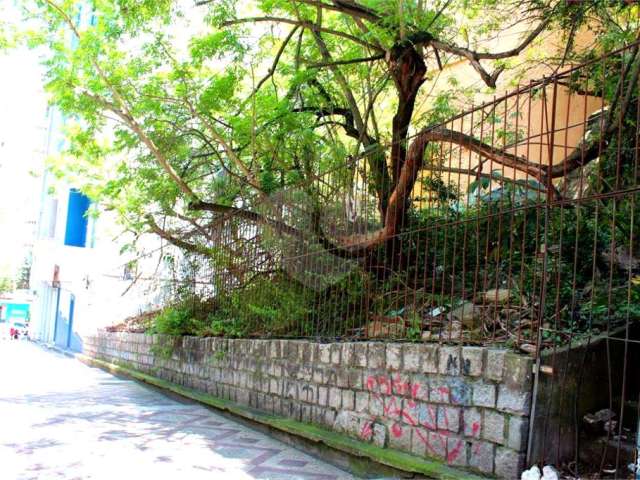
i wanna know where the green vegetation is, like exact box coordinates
[11,1,639,344]
[0,277,13,295]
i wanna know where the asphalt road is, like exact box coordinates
[0,340,355,479]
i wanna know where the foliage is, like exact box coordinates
[0,277,13,295]
[150,303,200,336]
[14,0,639,253]
[207,275,312,337]
[15,256,32,290]
[11,0,640,343]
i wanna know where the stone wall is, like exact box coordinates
[84,332,534,478]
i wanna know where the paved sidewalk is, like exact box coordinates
[0,341,356,480]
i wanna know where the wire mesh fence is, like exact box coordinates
[141,42,639,355]
[108,42,640,477]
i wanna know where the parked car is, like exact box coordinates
[8,319,28,340]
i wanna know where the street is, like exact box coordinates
[0,341,355,480]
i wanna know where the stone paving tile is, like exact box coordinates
[0,341,357,480]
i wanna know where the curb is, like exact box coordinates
[73,352,489,480]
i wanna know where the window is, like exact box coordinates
[64,189,90,247]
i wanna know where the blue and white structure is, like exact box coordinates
[29,5,160,350]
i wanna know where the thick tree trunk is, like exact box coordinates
[388,44,427,190]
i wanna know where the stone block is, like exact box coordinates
[348,369,363,389]
[415,402,438,431]
[497,385,531,415]
[237,389,250,406]
[485,349,506,381]
[447,437,468,466]
[309,343,319,364]
[300,384,316,403]
[369,394,384,417]
[473,382,496,408]
[372,422,387,448]
[342,389,356,410]
[462,346,484,377]
[319,344,331,364]
[411,427,427,456]
[411,374,430,401]
[311,405,324,425]
[449,378,472,406]
[402,399,419,425]
[368,343,386,370]
[438,346,462,376]
[330,344,341,365]
[269,378,281,395]
[503,352,533,390]
[494,447,525,479]
[437,405,461,433]
[328,387,342,409]
[299,342,312,364]
[355,391,369,413]
[429,378,451,403]
[469,440,495,474]
[317,386,329,406]
[388,423,412,452]
[286,342,299,362]
[422,344,439,374]
[284,381,298,400]
[391,374,411,396]
[353,342,368,368]
[323,408,337,427]
[325,370,338,386]
[288,400,302,421]
[363,372,383,394]
[341,343,354,366]
[483,410,506,444]
[269,362,282,377]
[463,407,482,438]
[298,366,312,382]
[384,396,403,421]
[333,411,361,437]
[426,431,447,460]
[312,367,324,384]
[402,344,421,372]
[301,404,312,423]
[386,344,402,371]
[335,369,350,388]
[508,415,529,452]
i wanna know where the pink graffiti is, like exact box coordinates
[360,420,373,440]
[361,374,480,464]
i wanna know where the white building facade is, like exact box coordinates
[29,5,162,350]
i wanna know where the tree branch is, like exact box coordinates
[308,53,385,68]
[294,0,381,22]
[44,0,198,200]
[430,18,550,87]
[238,25,300,112]
[221,17,381,51]
[146,215,212,256]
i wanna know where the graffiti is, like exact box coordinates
[361,374,479,464]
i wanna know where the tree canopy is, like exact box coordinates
[18,0,640,258]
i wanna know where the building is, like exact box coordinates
[28,5,162,351]
[29,127,163,350]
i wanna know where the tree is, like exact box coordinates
[22,0,640,266]
[15,255,32,290]
[0,277,13,295]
